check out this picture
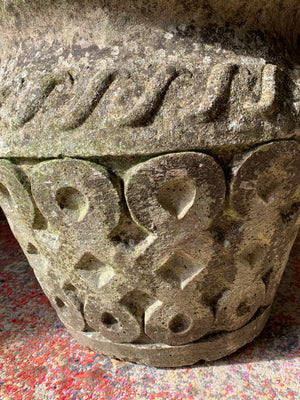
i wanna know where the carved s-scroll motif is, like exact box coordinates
[243,64,279,117]
[215,266,266,331]
[2,143,298,347]
[30,158,122,294]
[0,66,180,130]
[230,140,300,306]
[124,152,226,345]
[39,270,86,332]
[119,66,180,127]
[0,60,297,138]
[195,63,238,122]
[0,160,36,248]
[30,158,121,240]
[29,158,142,342]
[50,66,179,130]
[230,141,300,218]
[60,70,118,130]
[2,72,67,128]
[0,159,54,303]
[80,152,226,345]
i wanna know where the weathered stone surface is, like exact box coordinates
[0,140,299,365]
[0,0,299,366]
[0,1,299,158]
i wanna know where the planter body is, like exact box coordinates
[0,0,299,366]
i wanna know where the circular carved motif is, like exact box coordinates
[84,295,141,343]
[30,158,121,235]
[145,297,214,346]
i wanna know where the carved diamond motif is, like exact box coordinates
[158,250,205,290]
[75,253,114,289]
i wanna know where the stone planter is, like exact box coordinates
[0,0,299,367]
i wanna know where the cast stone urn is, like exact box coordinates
[0,0,299,367]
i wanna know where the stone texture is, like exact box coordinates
[0,0,299,366]
[0,1,299,158]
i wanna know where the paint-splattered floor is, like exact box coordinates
[0,210,299,400]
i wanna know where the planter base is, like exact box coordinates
[68,306,271,367]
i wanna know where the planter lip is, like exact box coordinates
[0,4,298,159]
[0,52,298,159]
[0,2,299,158]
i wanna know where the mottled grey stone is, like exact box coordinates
[0,0,299,366]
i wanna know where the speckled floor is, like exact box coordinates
[0,209,299,400]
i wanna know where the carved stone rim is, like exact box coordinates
[0,56,298,158]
